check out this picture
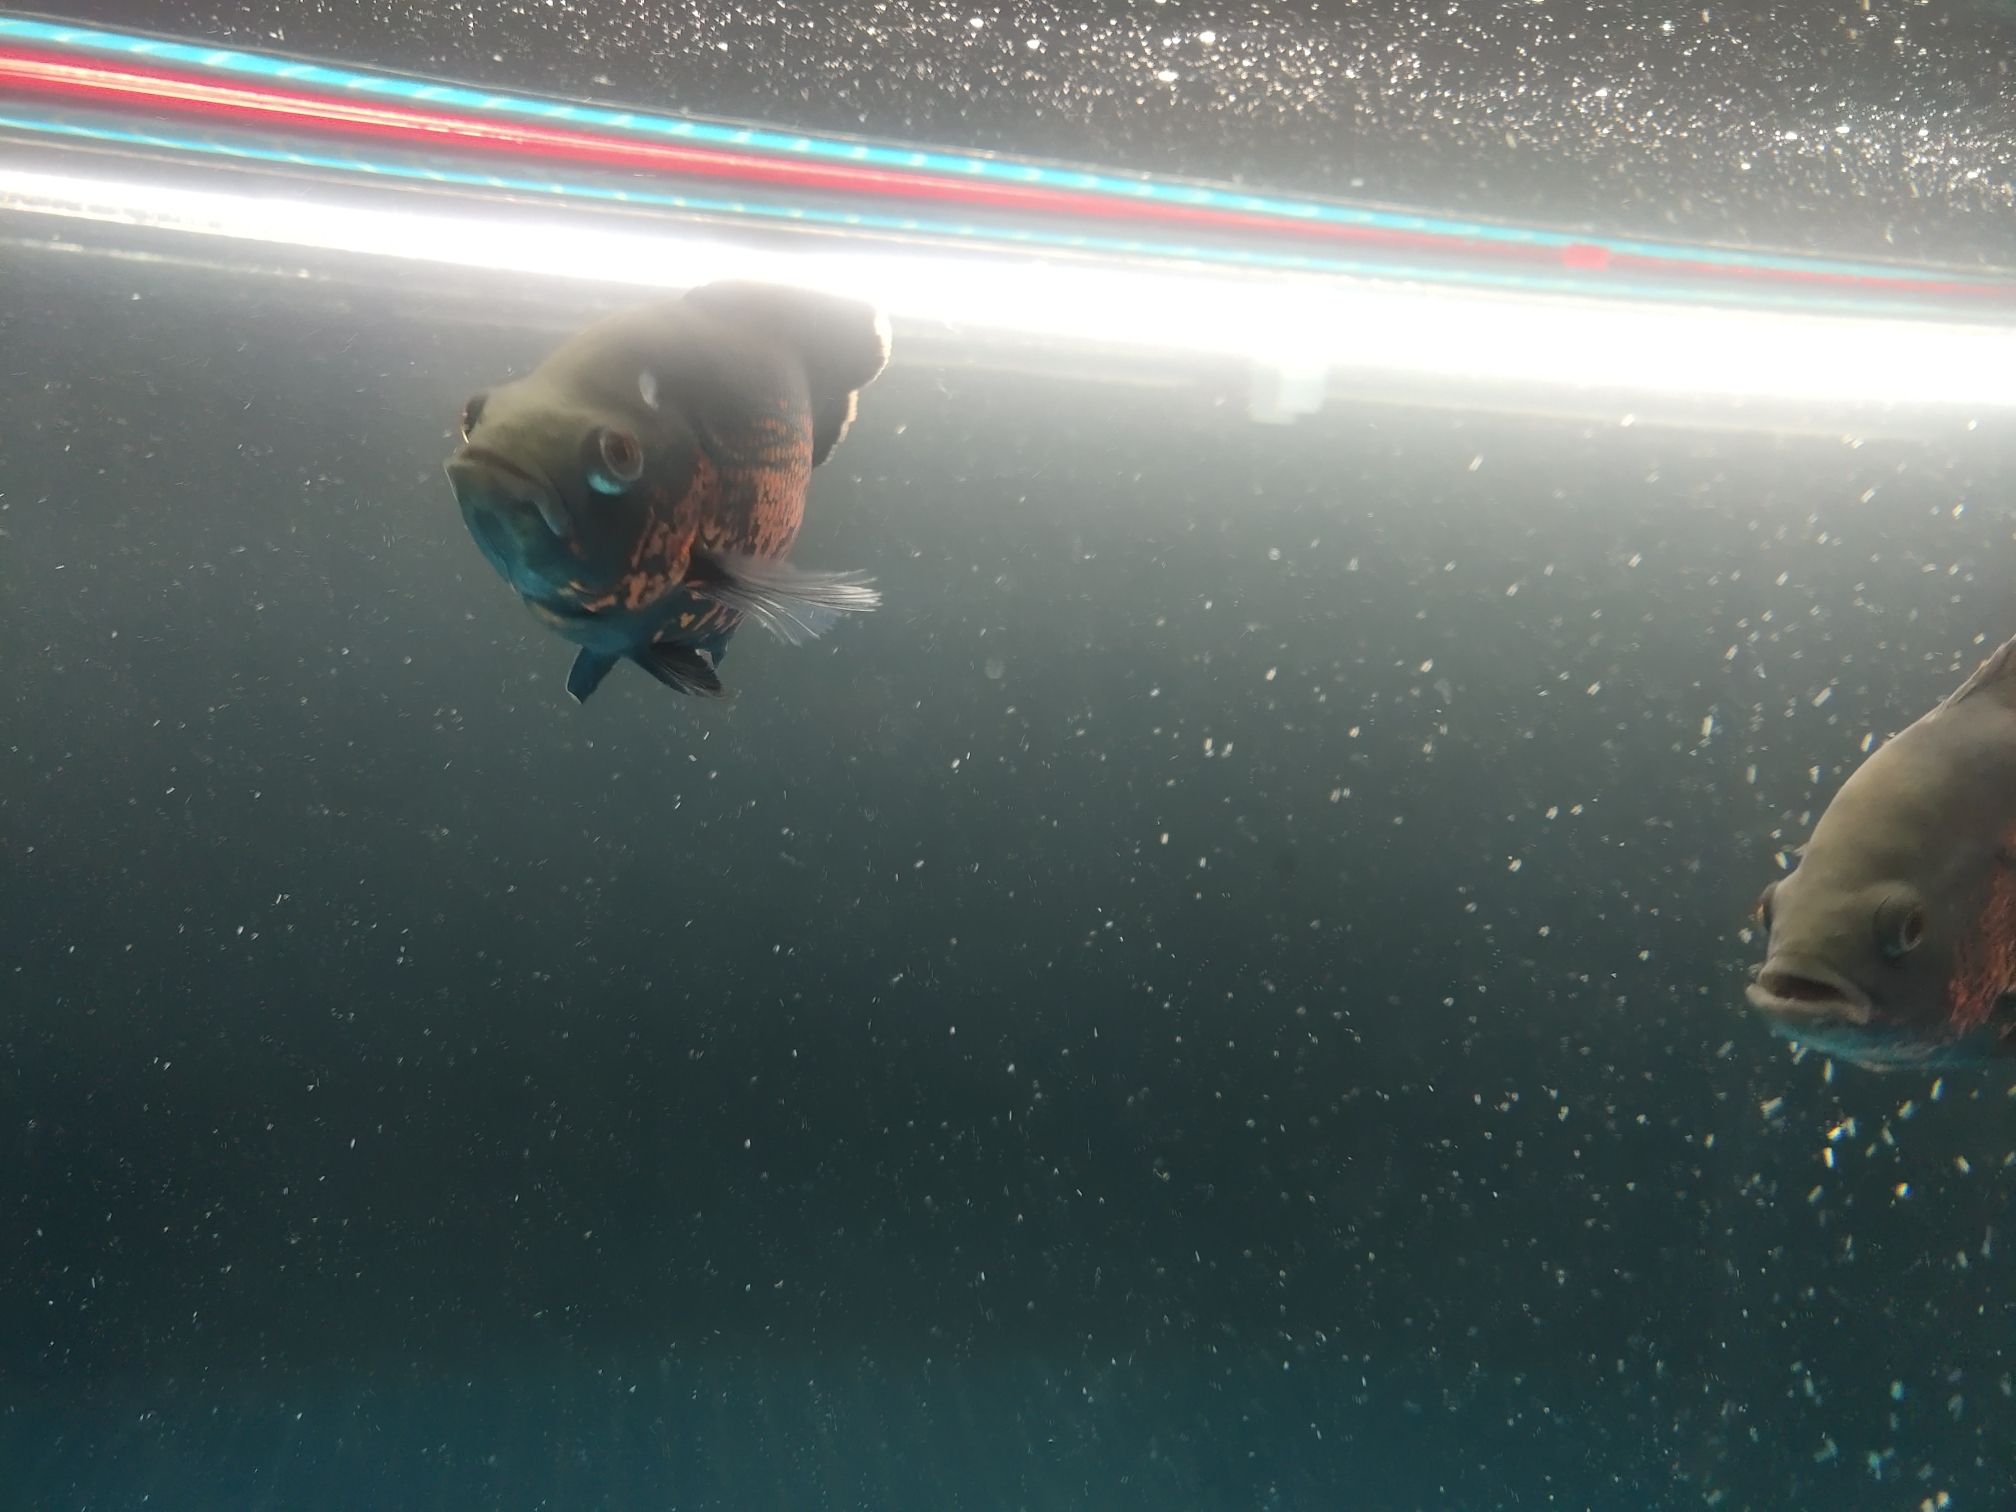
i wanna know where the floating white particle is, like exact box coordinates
[1811,687,1833,708]
[1700,714,1715,739]
[1508,858,1522,873]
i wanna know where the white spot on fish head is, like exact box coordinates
[638,369,659,409]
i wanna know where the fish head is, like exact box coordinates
[1746,731,2016,1069]
[1748,869,1963,1067]
[443,373,701,617]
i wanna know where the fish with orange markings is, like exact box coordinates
[444,280,889,702]
[1748,633,2016,1068]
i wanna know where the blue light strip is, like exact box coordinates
[0,11,1995,289]
[1,109,1985,321]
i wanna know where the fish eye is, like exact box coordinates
[1873,894,1927,961]
[459,393,487,442]
[587,427,645,494]
[1753,881,1777,933]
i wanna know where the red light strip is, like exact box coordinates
[0,45,2007,303]
[0,48,1498,254]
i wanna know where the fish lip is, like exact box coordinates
[1744,958,1874,1025]
[445,443,543,487]
[444,447,569,536]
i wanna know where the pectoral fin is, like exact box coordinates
[566,649,619,703]
[629,642,725,697]
[687,547,880,646]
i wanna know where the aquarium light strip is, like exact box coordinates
[3,46,1406,245]
[0,109,2005,322]
[2,46,2007,310]
[1,13,2011,302]
[8,110,1941,314]
[4,165,2013,411]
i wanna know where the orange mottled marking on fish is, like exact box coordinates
[700,398,815,565]
[1948,845,2016,1031]
[567,451,719,617]
[539,401,815,635]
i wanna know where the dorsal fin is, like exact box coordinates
[683,281,890,466]
[1940,633,2016,713]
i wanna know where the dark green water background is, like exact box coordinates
[2,235,2012,1508]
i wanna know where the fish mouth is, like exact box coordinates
[1744,959,1874,1026]
[443,447,571,538]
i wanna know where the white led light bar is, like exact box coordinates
[3,165,2013,411]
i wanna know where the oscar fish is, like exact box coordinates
[1747,634,2016,1068]
[444,280,889,702]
